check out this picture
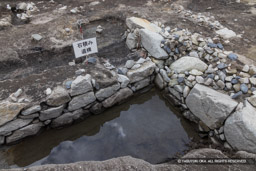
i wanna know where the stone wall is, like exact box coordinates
[1,17,256,156]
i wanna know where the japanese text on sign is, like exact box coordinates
[72,38,98,58]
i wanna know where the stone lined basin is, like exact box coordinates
[0,90,198,169]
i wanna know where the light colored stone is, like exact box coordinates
[216,28,236,39]
[183,86,190,98]
[248,95,256,107]
[133,78,150,91]
[0,119,33,136]
[187,75,196,81]
[47,86,71,106]
[186,84,238,129]
[39,105,64,121]
[139,29,168,59]
[126,17,161,33]
[95,83,120,101]
[117,74,130,88]
[131,64,141,70]
[249,65,256,75]
[189,69,203,76]
[21,105,41,116]
[217,80,225,89]
[154,73,164,89]
[160,69,170,82]
[68,92,96,111]
[168,88,181,100]
[125,60,135,69]
[0,101,27,126]
[242,65,250,73]
[126,33,137,49]
[70,75,93,96]
[224,101,256,153]
[127,61,156,83]
[249,78,256,86]
[32,34,43,41]
[170,57,208,73]
[102,88,133,108]
[6,122,44,144]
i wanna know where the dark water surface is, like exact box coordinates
[0,90,198,168]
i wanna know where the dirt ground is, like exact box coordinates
[0,0,255,100]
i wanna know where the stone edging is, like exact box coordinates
[0,17,256,156]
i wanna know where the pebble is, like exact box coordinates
[217,63,227,70]
[226,83,232,90]
[240,84,248,94]
[189,51,199,58]
[174,85,183,93]
[125,60,135,69]
[217,80,225,89]
[178,77,184,83]
[228,53,238,60]
[183,86,190,98]
[96,25,103,34]
[189,69,203,76]
[204,78,213,86]
[75,69,85,75]
[242,65,250,73]
[87,57,97,64]
[217,43,224,49]
[218,71,226,82]
[196,76,204,84]
[232,91,242,99]
[187,75,195,81]
[45,88,52,95]
[32,34,42,41]
[208,43,217,48]
[231,78,238,84]
[169,79,178,87]
[65,81,73,89]
[13,89,23,98]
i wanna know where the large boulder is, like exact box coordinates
[47,86,71,106]
[6,123,44,144]
[170,57,208,73]
[0,118,33,136]
[68,92,96,111]
[0,101,27,126]
[139,29,168,59]
[95,83,120,101]
[127,60,156,83]
[186,84,238,129]
[224,101,256,153]
[102,88,133,108]
[126,17,161,33]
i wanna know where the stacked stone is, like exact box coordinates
[0,56,156,145]
[125,17,256,154]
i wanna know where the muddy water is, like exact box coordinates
[0,90,199,169]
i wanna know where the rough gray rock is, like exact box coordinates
[170,56,208,73]
[68,92,96,111]
[126,33,137,49]
[133,77,150,91]
[224,101,256,153]
[7,148,256,171]
[95,83,121,101]
[70,75,93,96]
[154,73,164,89]
[125,60,135,69]
[186,84,238,129]
[0,118,33,136]
[117,74,130,88]
[102,88,133,108]
[51,109,90,128]
[0,101,27,126]
[90,103,105,115]
[139,29,168,59]
[6,123,44,144]
[39,105,64,121]
[19,113,39,119]
[47,86,71,106]
[21,105,41,116]
[0,136,4,145]
[127,60,156,83]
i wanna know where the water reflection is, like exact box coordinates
[0,90,198,168]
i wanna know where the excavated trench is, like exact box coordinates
[0,89,202,168]
[0,17,212,169]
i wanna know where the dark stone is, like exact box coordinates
[231,78,238,84]
[228,53,238,60]
[178,77,184,83]
[90,103,105,115]
[65,81,73,89]
[217,63,227,70]
[175,48,179,54]
[207,74,215,79]
[87,57,97,64]
[217,43,224,49]
[208,43,217,48]
[240,84,248,94]
[232,91,243,99]
[164,45,171,54]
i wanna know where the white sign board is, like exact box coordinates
[72,37,98,58]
